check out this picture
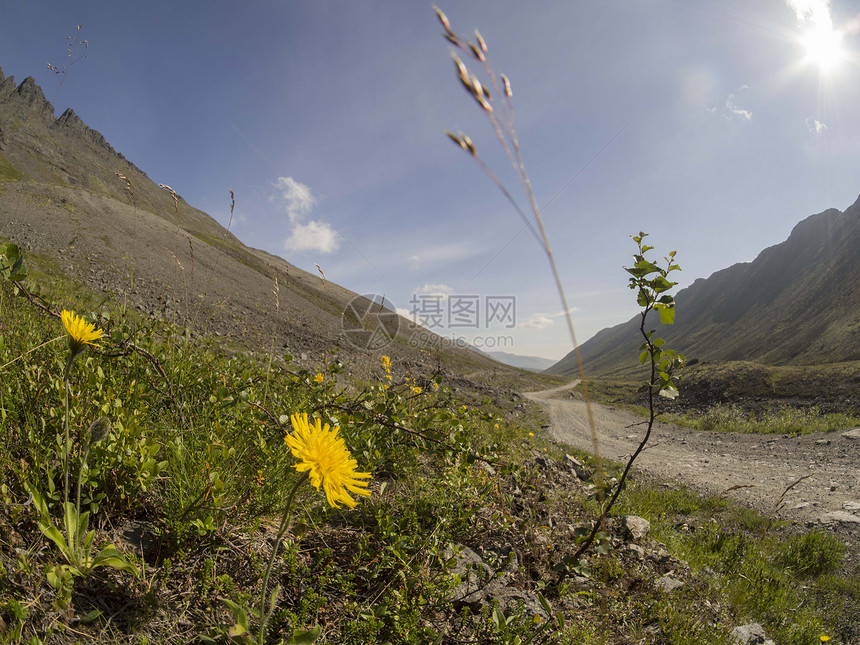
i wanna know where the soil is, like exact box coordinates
[526,381,860,545]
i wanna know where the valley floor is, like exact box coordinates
[526,381,860,543]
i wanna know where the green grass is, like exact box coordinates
[614,478,855,645]
[0,153,24,182]
[663,403,860,435]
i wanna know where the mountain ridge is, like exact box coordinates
[549,200,860,376]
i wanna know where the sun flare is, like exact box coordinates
[800,26,846,73]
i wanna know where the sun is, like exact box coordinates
[800,25,846,73]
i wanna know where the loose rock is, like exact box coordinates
[623,516,651,540]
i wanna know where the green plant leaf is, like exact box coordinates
[492,605,506,631]
[284,626,322,645]
[655,303,675,325]
[91,546,140,576]
[38,523,70,557]
[537,591,552,615]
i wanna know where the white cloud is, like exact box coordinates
[806,117,828,134]
[520,314,554,330]
[415,283,454,297]
[725,93,752,120]
[708,87,752,122]
[283,220,340,254]
[274,176,316,223]
[273,177,342,255]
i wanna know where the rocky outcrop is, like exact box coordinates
[14,77,55,122]
[0,72,17,102]
[53,107,118,154]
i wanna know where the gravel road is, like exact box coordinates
[526,381,860,537]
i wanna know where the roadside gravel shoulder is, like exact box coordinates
[525,381,860,541]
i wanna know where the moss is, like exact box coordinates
[0,153,24,182]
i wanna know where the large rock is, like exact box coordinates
[730,623,773,645]
[819,511,860,525]
[655,576,684,593]
[842,427,860,440]
[622,515,651,540]
[445,544,548,618]
[564,454,591,480]
[446,544,492,607]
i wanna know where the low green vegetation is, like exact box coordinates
[574,379,860,435]
[667,403,860,435]
[616,479,857,644]
[0,154,24,182]
[1,244,856,644]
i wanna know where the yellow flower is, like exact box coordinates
[494,424,499,429]
[528,432,534,437]
[411,386,422,394]
[285,413,371,509]
[313,373,325,384]
[61,309,105,357]
[381,355,391,369]
[820,636,831,643]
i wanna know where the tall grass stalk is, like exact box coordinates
[434,6,603,487]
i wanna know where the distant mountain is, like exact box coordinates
[548,199,860,376]
[486,351,557,372]
[0,66,515,379]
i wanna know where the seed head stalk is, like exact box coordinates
[438,9,603,486]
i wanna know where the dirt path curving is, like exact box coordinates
[525,381,860,536]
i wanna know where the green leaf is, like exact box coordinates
[659,384,679,400]
[284,626,322,645]
[492,606,505,630]
[39,523,70,557]
[91,546,139,576]
[537,591,552,615]
[220,597,251,628]
[26,483,50,522]
[655,303,675,325]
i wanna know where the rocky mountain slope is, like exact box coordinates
[0,66,517,381]
[549,199,860,377]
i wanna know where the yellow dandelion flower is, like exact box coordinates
[61,309,105,357]
[528,432,534,437]
[313,373,325,384]
[820,636,831,643]
[285,413,371,509]
[494,423,499,429]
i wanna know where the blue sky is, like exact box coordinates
[1,1,858,360]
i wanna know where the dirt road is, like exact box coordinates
[526,381,860,534]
